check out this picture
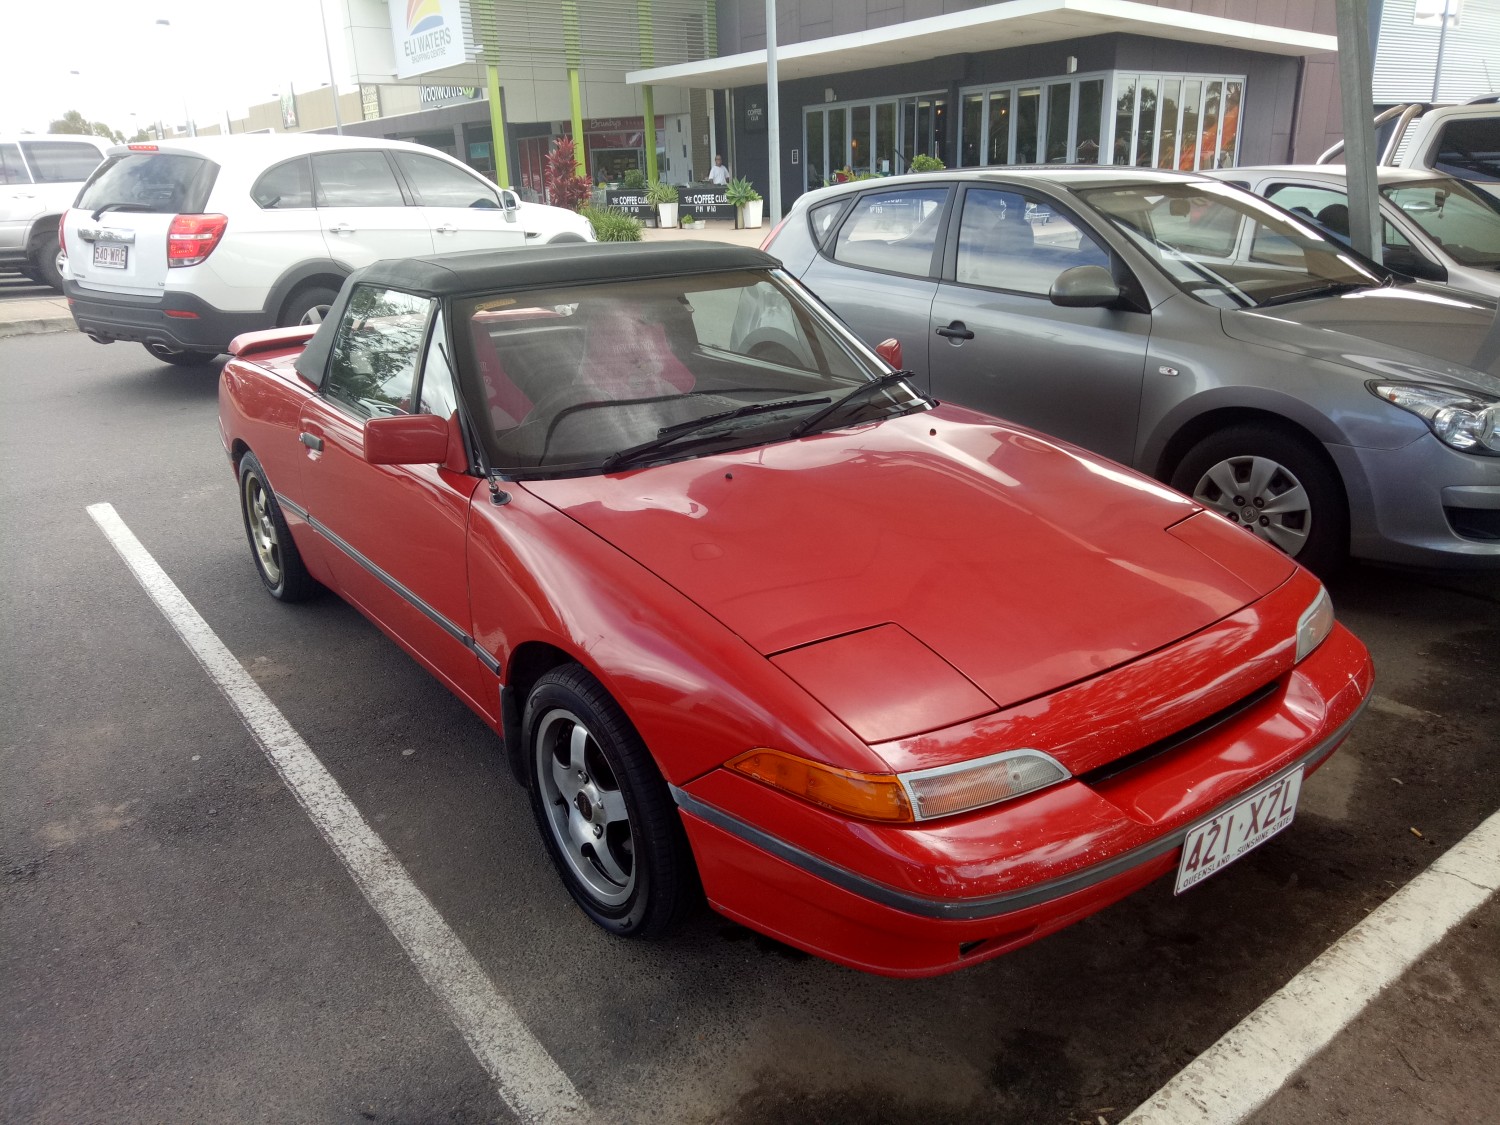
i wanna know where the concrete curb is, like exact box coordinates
[0,315,76,340]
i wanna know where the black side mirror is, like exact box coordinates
[1050,265,1122,309]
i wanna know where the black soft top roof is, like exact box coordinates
[297,241,780,385]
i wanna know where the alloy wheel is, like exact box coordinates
[243,474,284,585]
[533,707,636,907]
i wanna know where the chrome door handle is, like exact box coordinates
[936,322,975,341]
[299,432,324,451]
[327,223,355,234]
[434,223,458,234]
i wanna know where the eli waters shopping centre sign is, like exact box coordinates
[391,0,468,80]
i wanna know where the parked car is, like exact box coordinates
[1210,164,1500,298]
[763,168,1500,573]
[1318,96,1500,203]
[219,242,1372,977]
[0,133,109,290]
[63,134,594,366]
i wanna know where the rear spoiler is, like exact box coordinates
[227,324,319,358]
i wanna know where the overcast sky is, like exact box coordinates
[1,0,350,136]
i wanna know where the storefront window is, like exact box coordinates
[875,102,897,176]
[1219,81,1243,169]
[1200,80,1223,171]
[962,93,983,167]
[987,91,1011,164]
[1134,78,1159,166]
[1077,79,1103,164]
[1178,79,1202,170]
[1156,80,1181,169]
[1114,76,1137,165]
[829,109,847,179]
[851,105,871,175]
[1016,87,1041,164]
[806,111,825,190]
[1046,83,1072,163]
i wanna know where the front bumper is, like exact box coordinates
[1331,434,1500,568]
[64,281,268,355]
[674,621,1372,977]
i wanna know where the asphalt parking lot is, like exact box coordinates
[2,323,1497,1124]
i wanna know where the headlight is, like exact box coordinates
[1295,585,1335,663]
[1371,382,1500,454]
[727,747,1070,823]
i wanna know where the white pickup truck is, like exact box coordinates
[1318,97,1500,203]
[0,135,110,290]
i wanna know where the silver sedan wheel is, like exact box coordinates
[299,304,329,325]
[243,473,284,586]
[1189,454,1312,557]
[533,707,635,907]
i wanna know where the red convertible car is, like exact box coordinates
[218,243,1372,977]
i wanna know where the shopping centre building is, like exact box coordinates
[227,1,1498,206]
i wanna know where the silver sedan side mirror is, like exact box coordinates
[1050,265,1121,309]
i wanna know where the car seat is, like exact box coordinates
[471,326,534,429]
[579,299,696,399]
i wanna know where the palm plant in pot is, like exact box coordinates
[724,176,763,229]
[646,179,678,228]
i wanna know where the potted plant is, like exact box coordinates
[622,168,647,190]
[647,179,679,229]
[725,176,762,229]
[680,212,695,229]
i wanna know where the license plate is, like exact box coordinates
[1175,766,1303,894]
[93,243,128,269]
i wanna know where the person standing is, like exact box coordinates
[708,154,730,185]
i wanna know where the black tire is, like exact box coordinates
[279,286,340,328]
[143,341,217,367]
[238,452,319,602]
[31,230,64,291]
[1171,423,1348,576]
[524,664,695,938]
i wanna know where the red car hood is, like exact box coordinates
[524,408,1292,717]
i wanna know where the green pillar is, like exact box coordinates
[485,63,510,189]
[564,0,586,177]
[642,86,657,182]
[639,1,657,183]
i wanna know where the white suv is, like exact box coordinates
[63,134,594,365]
[1,134,110,290]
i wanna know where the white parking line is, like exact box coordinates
[1122,805,1500,1124]
[87,503,592,1125]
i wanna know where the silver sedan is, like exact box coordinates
[764,168,1500,573]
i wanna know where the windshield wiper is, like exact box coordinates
[89,202,152,221]
[1256,281,1372,308]
[788,370,929,437]
[600,395,831,471]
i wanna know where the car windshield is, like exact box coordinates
[453,270,925,478]
[1079,181,1386,309]
[1382,176,1500,269]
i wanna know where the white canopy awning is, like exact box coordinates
[627,0,1336,88]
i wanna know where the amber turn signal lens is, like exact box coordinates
[727,748,913,822]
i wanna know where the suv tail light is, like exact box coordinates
[58,214,66,258]
[168,214,228,267]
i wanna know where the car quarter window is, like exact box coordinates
[830,187,948,276]
[252,157,314,209]
[312,150,406,208]
[419,309,460,418]
[325,286,432,419]
[0,143,28,185]
[394,152,500,208]
[20,140,101,182]
[955,187,1109,295]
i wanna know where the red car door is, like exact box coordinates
[294,288,493,716]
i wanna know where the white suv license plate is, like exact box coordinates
[1174,766,1303,894]
[93,243,128,269]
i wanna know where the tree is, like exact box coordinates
[543,138,592,211]
[48,109,124,143]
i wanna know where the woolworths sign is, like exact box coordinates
[420,86,483,107]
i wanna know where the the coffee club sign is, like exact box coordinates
[420,85,483,107]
